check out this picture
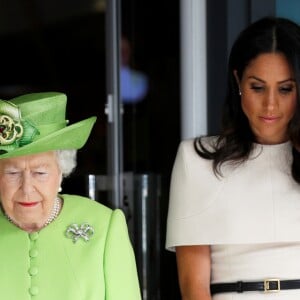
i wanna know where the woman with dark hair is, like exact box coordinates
[166,17,300,299]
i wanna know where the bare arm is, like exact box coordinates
[176,245,211,300]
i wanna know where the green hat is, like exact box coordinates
[0,92,96,159]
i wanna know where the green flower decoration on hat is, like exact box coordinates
[0,92,96,159]
[0,100,39,152]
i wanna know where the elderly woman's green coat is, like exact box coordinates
[0,194,141,300]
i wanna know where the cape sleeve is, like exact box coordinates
[165,139,203,251]
[165,138,221,251]
[166,139,300,248]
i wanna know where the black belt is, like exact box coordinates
[210,279,300,295]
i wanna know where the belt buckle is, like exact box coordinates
[264,278,280,292]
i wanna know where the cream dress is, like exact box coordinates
[166,138,300,299]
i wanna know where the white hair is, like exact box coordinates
[55,149,77,178]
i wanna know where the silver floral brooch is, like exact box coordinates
[65,223,94,243]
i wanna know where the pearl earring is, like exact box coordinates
[58,186,62,193]
[239,90,242,96]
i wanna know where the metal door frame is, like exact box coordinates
[105,0,123,209]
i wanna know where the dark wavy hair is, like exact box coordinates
[195,16,300,183]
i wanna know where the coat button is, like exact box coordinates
[29,286,39,295]
[29,232,39,241]
[28,266,38,276]
[29,248,38,258]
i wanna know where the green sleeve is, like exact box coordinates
[104,209,142,299]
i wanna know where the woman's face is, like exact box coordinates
[0,151,62,231]
[236,52,297,144]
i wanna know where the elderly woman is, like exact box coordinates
[0,92,141,299]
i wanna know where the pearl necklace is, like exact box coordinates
[43,197,62,227]
[4,197,62,230]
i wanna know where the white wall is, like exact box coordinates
[180,0,207,139]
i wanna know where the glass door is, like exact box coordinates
[105,2,161,298]
[119,1,181,299]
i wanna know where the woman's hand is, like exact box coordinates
[176,245,211,300]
